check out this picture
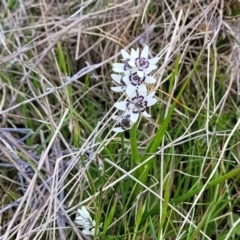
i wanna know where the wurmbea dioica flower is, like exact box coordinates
[75,206,97,236]
[111,45,159,132]
[112,112,133,133]
[112,45,160,78]
[114,91,157,123]
[123,69,156,96]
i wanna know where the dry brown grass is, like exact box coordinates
[1,0,240,239]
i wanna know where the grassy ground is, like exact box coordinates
[1,0,240,239]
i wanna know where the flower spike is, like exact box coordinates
[111,45,159,131]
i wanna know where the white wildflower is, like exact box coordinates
[111,45,159,131]
[114,91,158,123]
[113,46,160,77]
[75,206,97,236]
[123,69,155,96]
[112,112,134,132]
[112,48,135,74]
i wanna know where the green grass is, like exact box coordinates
[1,1,240,240]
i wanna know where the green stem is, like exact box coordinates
[129,123,140,165]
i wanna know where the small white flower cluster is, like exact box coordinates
[111,46,160,132]
[75,206,97,236]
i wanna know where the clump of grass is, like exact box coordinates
[1,0,240,240]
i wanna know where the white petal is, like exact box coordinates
[149,56,160,65]
[121,49,131,59]
[137,84,147,94]
[111,74,122,84]
[128,60,136,68]
[145,76,156,84]
[143,69,153,75]
[130,68,138,74]
[76,215,84,220]
[147,97,157,106]
[75,216,85,222]
[111,86,125,92]
[137,89,147,97]
[112,63,125,72]
[122,75,131,86]
[114,102,127,111]
[130,112,139,123]
[137,70,144,78]
[147,91,156,98]
[131,48,139,59]
[113,127,125,132]
[82,226,92,230]
[75,218,90,226]
[141,45,149,58]
[142,111,151,118]
[122,69,132,75]
[78,206,87,218]
[77,221,92,228]
[76,214,85,220]
[144,65,157,72]
[82,228,94,236]
[79,206,92,221]
[126,84,137,97]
